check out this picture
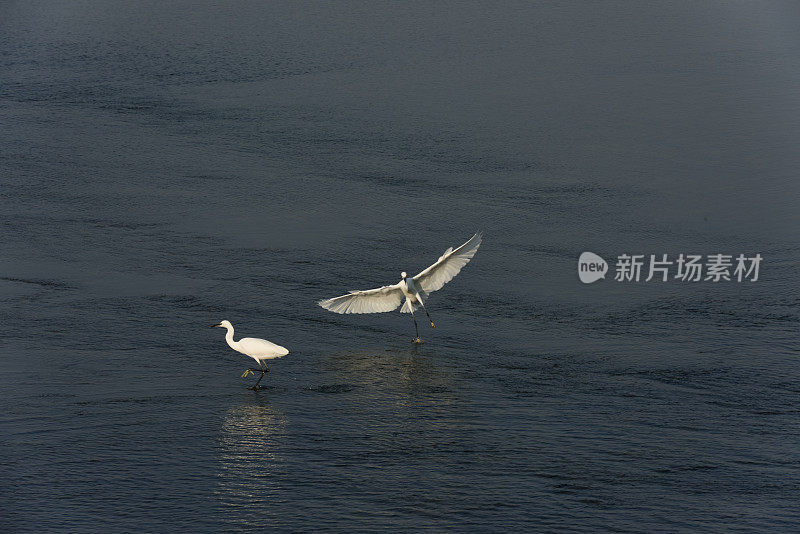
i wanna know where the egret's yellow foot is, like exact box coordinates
[242,369,254,378]
[430,322,435,328]
[413,337,423,344]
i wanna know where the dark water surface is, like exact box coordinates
[2,2,800,532]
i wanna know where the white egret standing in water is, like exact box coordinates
[318,232,482,343]
[213,320,289,390]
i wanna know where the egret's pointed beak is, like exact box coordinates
[212,324,221,328]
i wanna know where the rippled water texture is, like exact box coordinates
[2,2,799,532]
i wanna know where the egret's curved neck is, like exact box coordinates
[224,325,238,350]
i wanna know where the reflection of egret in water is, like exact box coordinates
[317,347,474,516]
[325,347,452,389]
[324,346,463,430]
[215,399,287,529]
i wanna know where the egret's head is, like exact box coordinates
[213,320,232,329]
[401,271,407,279]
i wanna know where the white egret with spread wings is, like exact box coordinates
[318,232,482,343]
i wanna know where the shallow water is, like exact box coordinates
[2,2,799,532]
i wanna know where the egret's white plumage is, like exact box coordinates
[214,320,288,389]
[413,232,483,294]
[317,284,405,314]
[318,232,482,341]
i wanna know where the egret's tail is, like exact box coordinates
[400,299,419,313]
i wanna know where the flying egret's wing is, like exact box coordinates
[318,283,404,314]
[413,232,482,294]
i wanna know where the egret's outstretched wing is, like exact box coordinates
[318,283,404,314]
[413,232,482,294]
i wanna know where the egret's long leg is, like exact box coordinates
[415,293,435,328]
[420,304,435,328]
[251,369,267,390]
[410,308,421,341]
[243,361,265,379]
